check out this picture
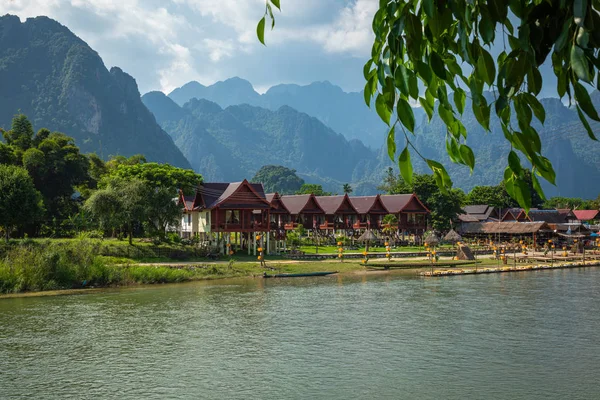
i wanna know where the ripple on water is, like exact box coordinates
[1,269,600,399]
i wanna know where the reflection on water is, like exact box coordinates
[1,269,600,399]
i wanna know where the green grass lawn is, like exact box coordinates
[298,244,459,254]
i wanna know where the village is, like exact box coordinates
[176,180,600,269]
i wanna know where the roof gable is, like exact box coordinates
[573,210,599,221]
[266,192,290,213]
[280,194,324,214]
[316,195,357,215]
[198,180,269,209]
[349,195,389,214]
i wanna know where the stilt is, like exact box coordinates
[266,233,270,255]
[247,232,251,255]
[253,232,257,256]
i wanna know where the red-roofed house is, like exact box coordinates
[280,194,325,230]
[315,195,358,232]
[380,194,429,236]
[349,195,389,230]
[179,179,270,238]
[573,210,600,222]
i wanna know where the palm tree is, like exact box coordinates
[382,214,398,244]
[343,183,353,194]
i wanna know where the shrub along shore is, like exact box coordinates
[0,238,500,296]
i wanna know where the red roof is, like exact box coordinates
[193,180,269,210]
[280,194,324,215]
[349,195,389,214]
[380,194,429,213]
[315,194,357,215]
[573,210,599,221]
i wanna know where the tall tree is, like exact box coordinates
[295,184,331,196]
[251,165,305,194]
[259,1,600,211]
[0,165,43,241]
[467,185,515,209]
[343,184,353,194]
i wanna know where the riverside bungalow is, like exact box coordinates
[502,208,529,222]
[280,194,325,230]
[460,221,551,242]
[266,192,290,239]
[573,210,600,223]
[380,194,429,237]
[458,205,501,223]
[349,195,389,231]
[178,180,271,252]
[316,194,358,233]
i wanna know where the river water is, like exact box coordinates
[1,268,599,399]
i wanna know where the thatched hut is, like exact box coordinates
[424,231,440,247]
[444,229,462,243]
[358,229,378,251]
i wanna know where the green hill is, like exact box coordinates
[0,15,190,168]
[142,91,379,193]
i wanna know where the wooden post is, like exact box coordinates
[253,232,257,256]
[266,232,270,255]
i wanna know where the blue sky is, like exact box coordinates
[2,0,377,94]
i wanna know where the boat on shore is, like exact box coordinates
[263,271,337,278]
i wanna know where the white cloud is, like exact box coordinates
[1,0,379,93]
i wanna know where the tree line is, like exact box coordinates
[0,115,202,242]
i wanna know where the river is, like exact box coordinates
[1,268,599,399]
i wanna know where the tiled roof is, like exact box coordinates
[463,205,490,215]
[573,210,600,221]
[527,210,566,224]
[458,214,480,222]
[349,196,381,214]
[280,194,324,214]
[195,180,268,209]
[315,195,357,215]
[379,194,415,213]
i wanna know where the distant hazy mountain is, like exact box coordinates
[0,15,190,168]
[167,78,425,148]
[142,91,381,194]
[377,94,600,199]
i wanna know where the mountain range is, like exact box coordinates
[168,78,426,149]
[2,14,600,198]
[142,92,378,193]
[0,15,190,169]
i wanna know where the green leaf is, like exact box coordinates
[416,61,433,84]
[574,0,587,27]
[515,177,532,213]
[473,102,491,131]
[257,17,266,45]
[571,44,591,82]
[531,172,546,201]
[576,105,598,140]
[363,76,376,107]
[430,52,447,79]
[508,151,522,174]
[453,89,466,114]
[446,137,461,163]
[574,82,600,121]
[422,0,435,18]
[363,60,373,80]
[419,97,434,120]
[387,126,396,161]
[479,8,495,44]
[426,159,452,189]
[375,94,392,125]
[399,146,413,186]
[522,93,546,124]
[270,0,281,10]
[408,73,419,100]
[397,98,415,133]
[394,65,410,97]
[459,144,475,173]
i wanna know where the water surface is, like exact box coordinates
[1,268,599,399]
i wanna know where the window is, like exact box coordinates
[187,214,191,224]
[226,210,240,224]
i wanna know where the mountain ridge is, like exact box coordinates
[0,14,191,169]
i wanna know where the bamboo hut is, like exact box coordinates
[444,229,462,243]
[424,231,440,247]
[358,230,378,251]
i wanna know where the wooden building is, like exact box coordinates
[349,195,389,230]
[380,194,429,236]
[315,195,358,233]
[279,194,325,230]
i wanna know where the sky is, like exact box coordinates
[1,0,378,94]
